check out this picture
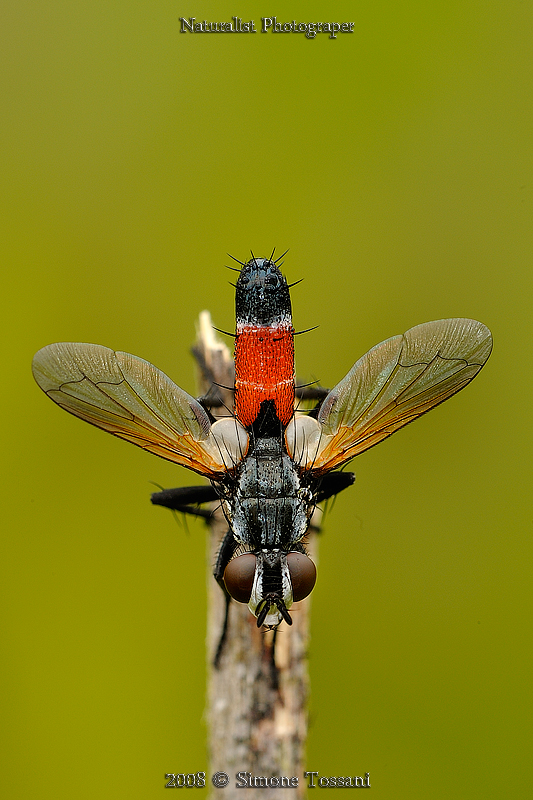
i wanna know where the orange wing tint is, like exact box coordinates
[32,342,244,478]
[286,319,492,473]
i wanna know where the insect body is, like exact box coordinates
[216,257,320,627]
[32,255,493,643]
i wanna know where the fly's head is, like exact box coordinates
[223,548,317,628]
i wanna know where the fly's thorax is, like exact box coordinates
[228,437,314,549]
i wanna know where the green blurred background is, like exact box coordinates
[2,1,531,797]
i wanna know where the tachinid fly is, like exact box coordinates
[32,254,492,647]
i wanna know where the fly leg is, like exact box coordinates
[151,484,236,666]
[315,471,355,503]
[212,529,240,667]
[151,484,219,519]
[295,384,329,401]
[306,472,356,535]
[295,383,330,417]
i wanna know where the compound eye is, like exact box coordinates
[223,553,257,603]
[286,552,317,602]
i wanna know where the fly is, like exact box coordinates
[32,253,492,659]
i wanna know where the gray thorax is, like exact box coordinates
[227,437,314,549]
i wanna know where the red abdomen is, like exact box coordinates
[234,322,295,428]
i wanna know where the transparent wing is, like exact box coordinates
[306,319,492,473]
[32,342,239,477]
